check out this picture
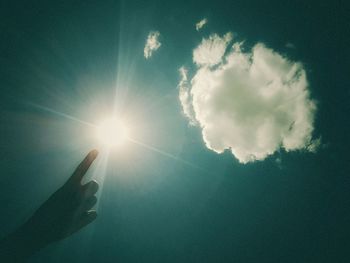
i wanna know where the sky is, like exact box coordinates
[0,0,349,262]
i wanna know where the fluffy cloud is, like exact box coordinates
[179,33,318,163]
[144,31,161,59]
[196,18,208,31]
[193,33,233,66]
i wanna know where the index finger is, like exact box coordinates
[68,149,98,185]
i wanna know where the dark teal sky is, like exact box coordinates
[0,1,349,262]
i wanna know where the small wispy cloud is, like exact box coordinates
[196,18,208,31]
[144,31,161,59]
[286,42,296,49]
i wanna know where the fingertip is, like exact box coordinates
[92,180,99,192]
[89,149,99,160]
[75,210,98,231]
[83,180,99,196]
[87,210,98,220]
[90,195,98,206]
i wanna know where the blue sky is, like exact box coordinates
[0,0,349,262]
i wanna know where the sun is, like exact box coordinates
[96,118,129,147]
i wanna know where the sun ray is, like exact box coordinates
[127,137,208,173]
[27,102,97,128]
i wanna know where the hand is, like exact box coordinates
[25,149,100,243]
[0,150,100,262]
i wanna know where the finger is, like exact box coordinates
[68,210,98,236]
[68,150,98,185]
[81,196,98,211]
[75,195,98,216]
[75,210,98,231]
[81,180,99,199]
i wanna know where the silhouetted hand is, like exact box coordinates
[0,150,99,262]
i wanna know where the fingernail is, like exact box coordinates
[90,149,99,159]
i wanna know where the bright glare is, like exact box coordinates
[96,118,128,147]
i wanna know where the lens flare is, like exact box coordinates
[96,118,128,147]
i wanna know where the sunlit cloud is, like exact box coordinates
[179,32,319,163]
[178,67,197,125]
[144,31,161,59]
[193,32,233,66]
[195,18,208,31]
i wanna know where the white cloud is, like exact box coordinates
[178,67,197,125]
[196,18,208,31]
[179,33,318,163]
[193,32,233,66]
[144,31,161,59]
